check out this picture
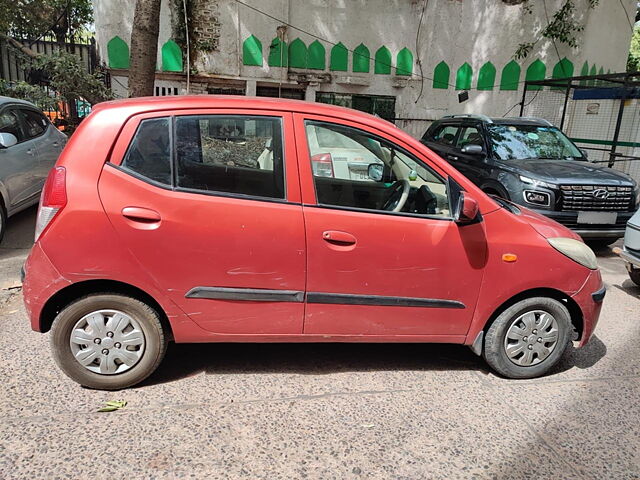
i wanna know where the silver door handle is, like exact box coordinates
[26,149,34,156]
[448,155,458,161]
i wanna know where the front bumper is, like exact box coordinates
[571,269,605,347]
[530,209,633,238]
[618,246,640,270]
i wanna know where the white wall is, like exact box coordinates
[94,0,637,138]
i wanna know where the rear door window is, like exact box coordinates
[457,126,483,148]
[174,115,285,199]
[19,109,47,139]
[121,117,172,185]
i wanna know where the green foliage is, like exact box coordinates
[0,0,92,41]
[628,26,640,72]
[0,79,57,110]
[515,0,599,60]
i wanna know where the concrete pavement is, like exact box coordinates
[0,208,639,479]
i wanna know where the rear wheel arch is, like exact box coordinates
[481,287,583,342]
[39,279,173,340]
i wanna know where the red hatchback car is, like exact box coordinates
[22,96,605,389]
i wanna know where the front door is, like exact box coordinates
[99,111,306,335]
[295,115,487,337]
[0,106,42,208]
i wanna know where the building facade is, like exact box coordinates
[93,0,636,138]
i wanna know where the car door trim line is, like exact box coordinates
[185,287,465,308]
[306,292,465,309]
[185,286,305,302]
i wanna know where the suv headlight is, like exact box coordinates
[519,175,557,189]
[547,237,598,270]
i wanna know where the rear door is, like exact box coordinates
[19,107,63,184]
[98,110,306,335]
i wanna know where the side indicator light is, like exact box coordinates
[502,253,518,263]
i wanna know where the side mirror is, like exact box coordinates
[454,193,480,224]
[461,144,484,155]
[0,133,17,149]
[580,148,589,159]
[368,163,384,182]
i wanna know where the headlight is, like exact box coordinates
[519,175,557,189]
[547,237,598,270]
[634,186,640,207]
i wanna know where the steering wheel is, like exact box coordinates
[382,180,411,212]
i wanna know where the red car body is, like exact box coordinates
[23,96,603,353]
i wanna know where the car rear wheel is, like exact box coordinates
[483,297,571,379]
[51,293,167,390]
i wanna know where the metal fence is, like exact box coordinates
[520,72,640,182]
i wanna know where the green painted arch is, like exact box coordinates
[477,62,496,90]
[552,58,573,79]
[525,59,546,90]
[268,37,288,67]
[242,35,262,66]
[374,46,391,74]
[433,61,450,89]
[161,39,183,72]
[589,64,597,86]
[500,60,520,90]
[308,40,325,70]
[455,62,472,90]
[353,43,370,73]
[288,38,307,69]
[598,66,604,75]
[330,42,348,71]
[107,36,129,69]
[396,47,413,76]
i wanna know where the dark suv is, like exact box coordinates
[421,115,639,245]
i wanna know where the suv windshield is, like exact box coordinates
[487,124,583,161]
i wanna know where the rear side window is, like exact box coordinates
[121,118,172,185]
[20,109,47,139]
[457,126,483,148]
[174,115,285,199]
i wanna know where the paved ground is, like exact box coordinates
[0,207,639,479]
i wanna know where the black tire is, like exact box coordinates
[0,203,6,245]
[586,239,618,249]
[50,293,168,390]
[629,269,640,287]
[483,297,571,379]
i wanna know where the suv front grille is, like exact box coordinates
[559,185,634,211]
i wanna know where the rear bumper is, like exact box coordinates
[23,242,70,332]
[530,209,632,239]
[571,269,605,347]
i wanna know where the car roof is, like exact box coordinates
[434,115,553,127]
[0,95,38,108]
[93,95,393,127]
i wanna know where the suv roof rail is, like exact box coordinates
[504,116,554,127]
[441,114,493,123]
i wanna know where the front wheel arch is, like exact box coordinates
[39,279,173,340]
[479,287,583,343]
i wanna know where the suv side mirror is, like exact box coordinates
[461,144,484,155]
[368,163,384,182]
[580,148,589,159]
[454,193,480,224]
[0,133,17,149]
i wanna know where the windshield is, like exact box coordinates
[487,124,583,161]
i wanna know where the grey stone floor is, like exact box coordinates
[0,207,638,479]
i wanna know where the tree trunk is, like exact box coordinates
[128,0,162,97]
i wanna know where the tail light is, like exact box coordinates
[35,166,67,241]
[311,153,334,178]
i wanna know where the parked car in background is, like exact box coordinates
[615,208,640,286]
[0,96,67,241]
[23,96,605,390]
[421,115,639,247]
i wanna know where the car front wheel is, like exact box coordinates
[483,297,571,379]
[50,293,168,390]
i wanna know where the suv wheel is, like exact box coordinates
[51,293,168,390]
[483,297,571,378]
[629,269,640,287]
